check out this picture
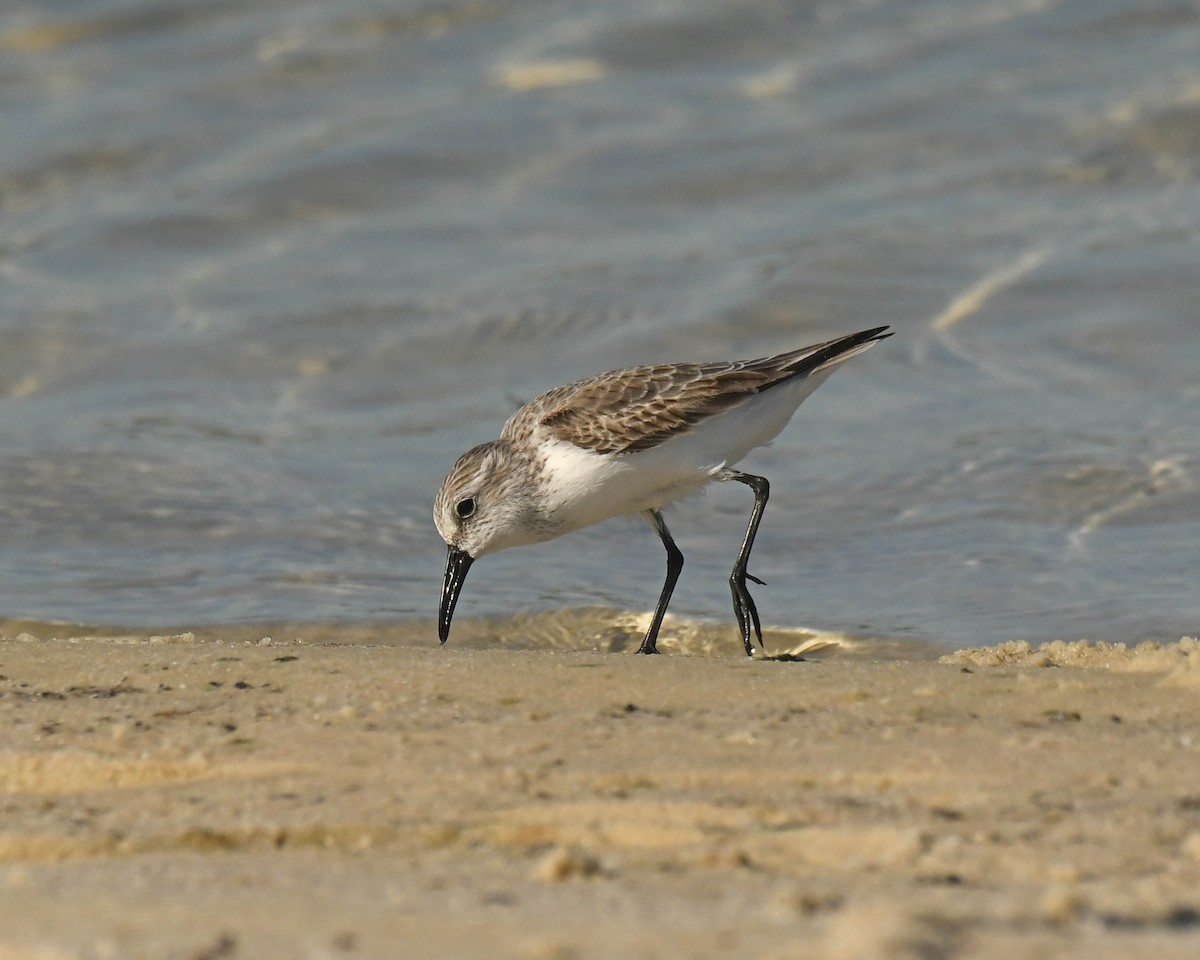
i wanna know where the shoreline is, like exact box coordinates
[0,612,953,661]
[1,629,1198,958]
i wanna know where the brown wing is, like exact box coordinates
[531,361,775,454]
[502,327,890,455]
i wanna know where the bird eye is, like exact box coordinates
[455,497,477,519]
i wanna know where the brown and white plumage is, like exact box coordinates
[435,326,891,655]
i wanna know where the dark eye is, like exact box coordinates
[455,497,477,519]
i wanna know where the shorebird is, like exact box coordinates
[435,326,891,655]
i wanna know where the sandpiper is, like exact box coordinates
[435,326,891,655]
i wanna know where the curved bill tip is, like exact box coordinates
[439,545,474,645]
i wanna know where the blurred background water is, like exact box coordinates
[1,0,1198,649]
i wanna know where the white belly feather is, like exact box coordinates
[535,369,834,534]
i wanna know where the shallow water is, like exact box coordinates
[1,0,1198,648]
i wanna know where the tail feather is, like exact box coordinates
[752,326,892,390]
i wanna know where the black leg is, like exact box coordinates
[718,470,770,656]
[637,509,684,655]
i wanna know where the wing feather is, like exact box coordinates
[502,327,890,455]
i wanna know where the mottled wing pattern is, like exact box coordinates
[525,361,774,454]
[504,327,890,455]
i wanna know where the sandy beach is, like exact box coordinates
[1,623,1199,959]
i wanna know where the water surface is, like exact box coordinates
[1,0,1198,649]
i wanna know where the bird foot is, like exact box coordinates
[730,570,764,657]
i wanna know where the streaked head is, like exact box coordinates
[433,440,541,643]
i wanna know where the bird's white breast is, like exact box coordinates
[532,368,834,532]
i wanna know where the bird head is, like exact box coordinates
[433,440,542,643]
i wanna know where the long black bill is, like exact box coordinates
[439,546,474,644]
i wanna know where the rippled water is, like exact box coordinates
[1,0,1198,649]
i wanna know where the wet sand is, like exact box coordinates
[2,623,1199,959]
